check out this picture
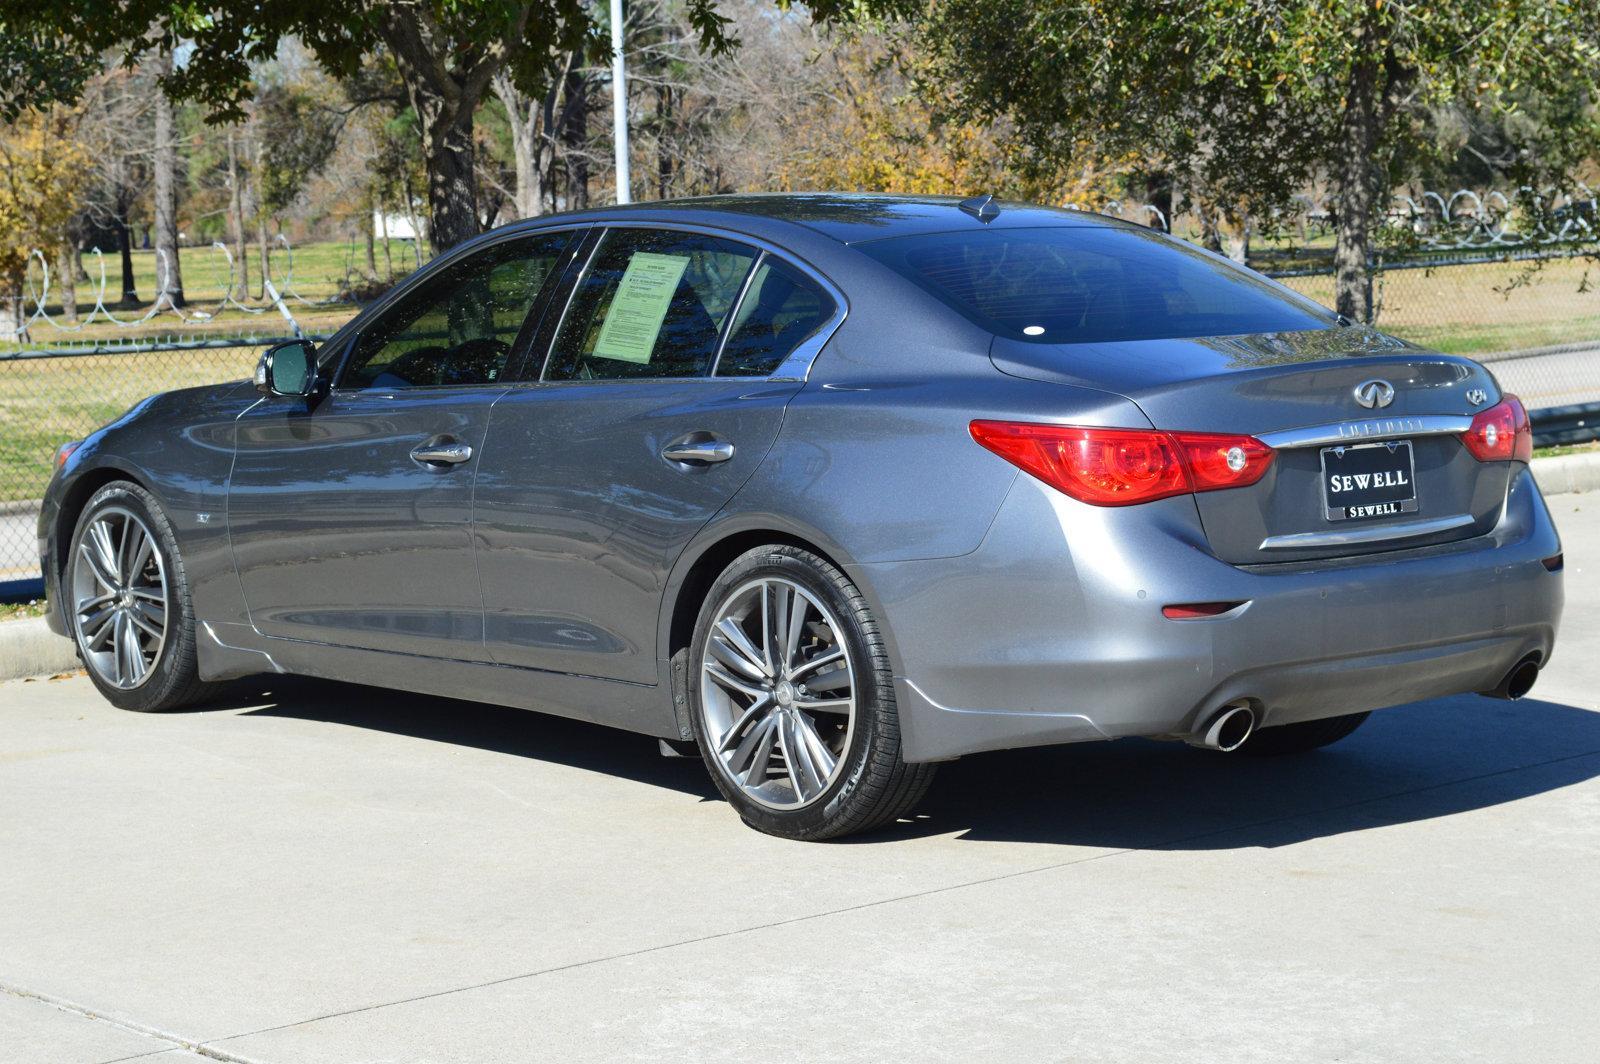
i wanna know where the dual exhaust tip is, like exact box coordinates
[1188,656,1541,752]
[1185,701,1256,752]
[1481,655,1541,701]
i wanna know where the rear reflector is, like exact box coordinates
[1542,553,1564,572]
[969,421,1275,506]
[1460,395,1533,463]
[1162,601,1247,619]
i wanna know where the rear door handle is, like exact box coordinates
[661,435,735,465]
[410,438,474,466]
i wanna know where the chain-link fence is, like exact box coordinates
[3,244,1599,592]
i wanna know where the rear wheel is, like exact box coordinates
[1237,712,1370,756]
[67,481,218,712]
[688,545,935,840]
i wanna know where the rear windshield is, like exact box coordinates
[858,226,1335,344]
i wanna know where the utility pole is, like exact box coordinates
[610,0,631,204]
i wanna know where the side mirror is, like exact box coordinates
[255,340,319,398]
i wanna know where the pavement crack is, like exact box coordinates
[0,981,273,1064]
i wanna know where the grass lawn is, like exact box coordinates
[0,346,264,504]
[1277,256,1600,354]
[0,599,50,620]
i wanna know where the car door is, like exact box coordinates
[227,229,578,659]
[473,227,843,684]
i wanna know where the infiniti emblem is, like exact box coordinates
[1466,387,1488,406]
[1353,378,1396,409]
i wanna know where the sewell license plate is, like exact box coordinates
[1320,440,1418,521]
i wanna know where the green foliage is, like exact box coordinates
[0,26,98,121]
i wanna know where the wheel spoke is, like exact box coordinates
[757,583,777,676]
[780,712,825,800]
[794,712,839,780]
[123,616,148,684]
[81,606,117,649]
[782,593,808,672]
[129,586,165,604]
[705,659,769,701]
[795,694,853,715]
[710,619,771,682]
[124,524,153,584]
[718,693,774,752]
[727,712,778,783]
[79,539,118,591]
[791,646,845,682]
[127,603,165,639]
[76,591,117,613]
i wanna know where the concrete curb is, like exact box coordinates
[0,616,79,682]
[1531,451,1600,497]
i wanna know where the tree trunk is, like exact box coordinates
[538,82,559,214]
[564,68,588,209]
[493,72,540,219]
[380,205,394,278]
[115,201,139,308]
[152,51,185,308]
[656,85,673,199]
[363,188,379,279]
[1334,57,1381,323]
[55,240,77,323]
[418,102,479,251]
[256,210,270,302]
[226,128,250,300]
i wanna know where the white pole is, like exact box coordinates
[610,0,631,204]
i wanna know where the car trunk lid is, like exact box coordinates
[991,328,1513,564]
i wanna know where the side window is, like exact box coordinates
[545,228,757,381]
[340,231,573,389]
[715,257,836,377]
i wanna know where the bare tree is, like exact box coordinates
[151,49,185,306]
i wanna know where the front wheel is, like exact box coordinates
[66,481,219,712]
[688,545,935,840]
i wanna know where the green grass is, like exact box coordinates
[0,346,264,504]
[0,599,50,621]
[1533,441,1600,459]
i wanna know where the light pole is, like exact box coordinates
[610,0,631,205]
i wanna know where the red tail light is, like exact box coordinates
[1460,395,1532,463]
[969,421,1275,506]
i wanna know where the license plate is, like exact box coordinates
[1320,440,1418,521]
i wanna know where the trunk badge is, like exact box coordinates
[1354,379,1396,409]
[1466,388,1488,406]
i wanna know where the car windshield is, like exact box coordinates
[857,225,1336,344]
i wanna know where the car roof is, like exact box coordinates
[510,192,1136,246]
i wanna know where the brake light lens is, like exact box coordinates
[1460,395,1532,463]
[968,421,1275,506]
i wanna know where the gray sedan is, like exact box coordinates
[39,194,1564,840]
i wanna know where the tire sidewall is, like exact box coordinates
[688,546,889,840]
[67,483,192,711]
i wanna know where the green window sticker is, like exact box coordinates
[592,252,692,363]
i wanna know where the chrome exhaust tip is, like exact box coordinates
[1481,655,1541,701]
[1185,701,1257,752]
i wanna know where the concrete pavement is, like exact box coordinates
[2,497,1597,1064]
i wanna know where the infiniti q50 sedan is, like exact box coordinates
[39,194,1564,840]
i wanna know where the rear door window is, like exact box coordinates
[545,229,758,381]
[857,225,1334,344]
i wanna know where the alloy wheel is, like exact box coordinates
[71,507,169,690]
[699,576,857,810]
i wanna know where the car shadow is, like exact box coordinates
[219,676,1600,850]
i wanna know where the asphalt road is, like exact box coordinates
[1485,345,1600,408]
[1,495,1598,1064]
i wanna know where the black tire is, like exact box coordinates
[688,544,936,841]
[65,481,220,712]
[1237,711,1371,756]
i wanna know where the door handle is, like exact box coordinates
[661,435,735,465]
[410,438,474,466]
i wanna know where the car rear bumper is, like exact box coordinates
[863,466,1563,762]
